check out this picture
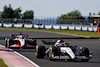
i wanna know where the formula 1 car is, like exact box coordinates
[35,40,92,62]
[5,33,37,48]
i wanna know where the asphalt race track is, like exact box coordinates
[0,29,100,67]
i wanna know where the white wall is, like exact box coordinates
[75,25,82,31]
[3,23,12,28]
[82,26,88,31]
[34,24,44,29]
[0,23,2,27]
[24,24,33,28]
[68,25,75,30]
[93,26,98,32]
[45,25,52,29]
[61,24,68,30]
[88,26,93,31]
[53,25,60,30]
[14,24,23,28]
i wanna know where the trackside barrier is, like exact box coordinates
[34,24,44,29]
[82,26,88,31]
[93,26,98,32]
[75,25,82,31]
[61,24,68,30]
[97,23,100,33]
[3,23,12,28]
[14,23,23,28]
[0,23,2,27]
[53,25,60,30]
[97,27,100,33]
[68,25,75,30]
[88,26,93,32]
[45,25,52,29]
[24,24,33,28]
[0,23,98,32]
[34,24,38,29]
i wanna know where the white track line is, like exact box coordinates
[0,44,5,48]
[14,51,40,67]
[0,44,40,67]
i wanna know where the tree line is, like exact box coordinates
[0,4,34,19]
[0,4,100,20]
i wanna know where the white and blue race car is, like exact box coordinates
[36,40,92,62]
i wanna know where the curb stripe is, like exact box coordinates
[0,44,40,67]
[13,51,40,67]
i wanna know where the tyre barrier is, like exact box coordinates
[68,25,75,30]
[34,24,44,29]
[75,25,82,31]
[61,24,68,30]
[14,23,23,28]
[88,26,93,32]
[24,24,33,28]
[0,23,98,32]
[82,26,88,31]
[45,25,52,29]
[3,23,12,28]
[53,25,60,30]
[0,23,2,27]
[93,26,98,32]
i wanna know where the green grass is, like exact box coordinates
[0,58,8,67]
[0,27,100,38]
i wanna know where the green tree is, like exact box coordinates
[14,7,22,18]
[1,4,14,18]
[59,10,85,19]
[22,10,34,19]
[57,10,85,24]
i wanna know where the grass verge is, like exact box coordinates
[0,58,8,67]
[0,27,100,38]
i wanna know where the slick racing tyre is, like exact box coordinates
[5,40,7,48]
[80,47,89,57]
[83,47,89,57]
[49,47,60,61]
[49,52,53,61]
[36,45,45,58]
[49,49,55,61]
[80,47,89,62]
[5,39,10,48]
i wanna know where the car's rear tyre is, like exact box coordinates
[83,47,89,57]
[49,52,55,61]
[49,47,60,61]
[5,40,7,48]
[5,39,10,48]
[36,45,45,58]
[80,47,89,62]
[80,47,89,57]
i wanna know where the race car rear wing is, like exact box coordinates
[11,34,28,38]
[42,40,57,44]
